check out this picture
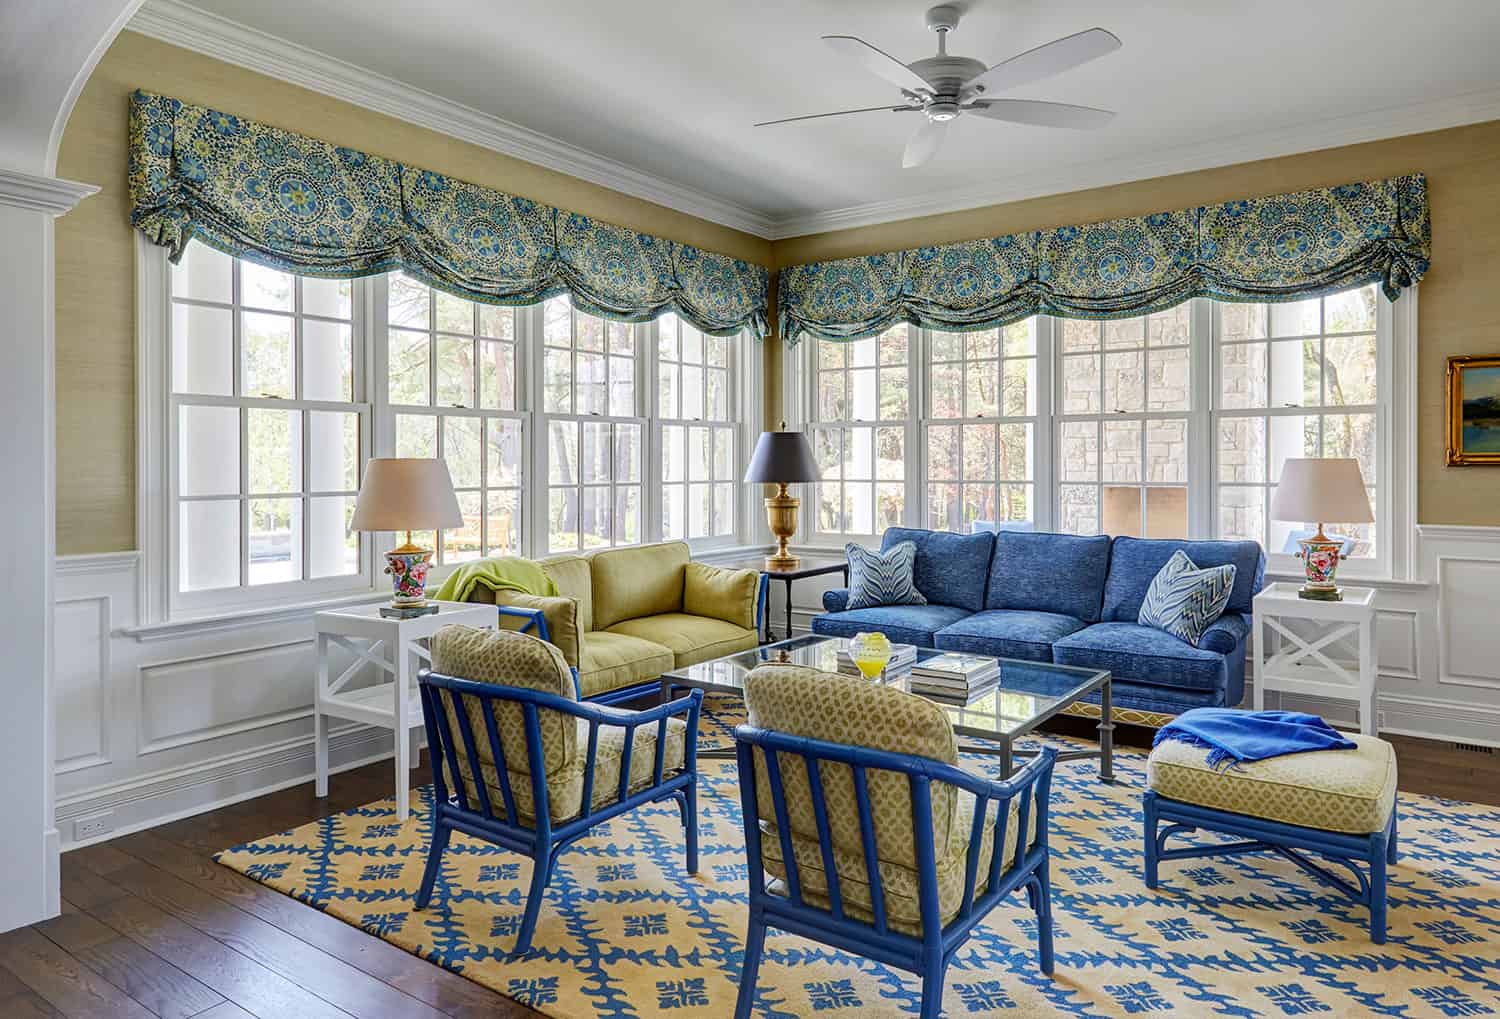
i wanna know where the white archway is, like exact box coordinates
[0,0,144,932]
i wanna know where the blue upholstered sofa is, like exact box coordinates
[811,527,1266,722]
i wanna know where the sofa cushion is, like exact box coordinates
[607,613,758,668]
[933,609,1088,663]
[590,541,689,630]
[1102,536,1264,622]
[1148,733,1396,835]
[541,554,595,633]
[986,531,1112,621]
[1051,622,1229,692]
[684,562,760,629]
[811,604,974,648]
[577,631,675,699]
[846,541,925,610]
[881,527,995,613]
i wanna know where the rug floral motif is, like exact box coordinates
[216,700,1500,1018]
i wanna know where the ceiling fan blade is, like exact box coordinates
[754,105,915,128]
[902,118,948,169]
[966,99,1115,130]
[964,27,1121,97]
[822,35,932,95]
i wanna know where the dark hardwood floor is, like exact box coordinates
[5,725,1496,1018]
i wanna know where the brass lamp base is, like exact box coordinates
[764,483,801,572]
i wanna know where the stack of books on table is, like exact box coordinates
[836,642,918,679]
[909,652,1000,701]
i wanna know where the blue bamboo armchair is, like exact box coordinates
[414,625,704,954]
[733,665,1057,1019]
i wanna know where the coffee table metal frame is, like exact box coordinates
[661,635,1113,781]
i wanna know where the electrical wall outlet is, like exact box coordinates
[73,812,114,842]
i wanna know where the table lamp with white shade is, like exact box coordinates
[1270,457,1373,601]
[350,458,464,609]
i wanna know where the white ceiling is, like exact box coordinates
[144,0,1500,238]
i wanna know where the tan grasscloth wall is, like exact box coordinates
[764,120,1500,528]
[53,31,772,554]
[55,30,1500,553]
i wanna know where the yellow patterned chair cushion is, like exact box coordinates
[577,631,675,699]
[1147,733,1397,834]
[606,612,758,669]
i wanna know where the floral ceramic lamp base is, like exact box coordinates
[1296,531,1344,601]
[384,547,434,606]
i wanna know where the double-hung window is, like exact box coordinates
[809,325,912,540]
[168,243,367,612]
[541,294,644,553]
[385,272,524,563]
[657,312,737,544]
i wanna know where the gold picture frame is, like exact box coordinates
[1447,355,1500,466]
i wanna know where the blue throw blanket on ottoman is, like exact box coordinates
[1154,708,1357,770]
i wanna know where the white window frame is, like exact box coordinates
[138,241,766,625]
[784,291,1417,582]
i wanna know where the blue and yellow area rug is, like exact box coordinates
[217,703,1500,1017]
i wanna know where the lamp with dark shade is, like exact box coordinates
[744,425,821,571]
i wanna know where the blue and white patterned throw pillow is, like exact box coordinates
[1138,550,1237,646]
[845,541,926,610]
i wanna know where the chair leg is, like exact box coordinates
[1386,801,1399,865]
[1143,795,1160,890]
[1032,862,1055,976]
[1370,835,1389,945]
[514,852,553,955]
[917,951,948,1019]
[684,779,700,876]
[734,912,766,1019]
[414,820,451,910]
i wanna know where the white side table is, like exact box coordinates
[314,601,496,819]
[1253,582,1378,734]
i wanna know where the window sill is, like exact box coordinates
[121,588,388,643]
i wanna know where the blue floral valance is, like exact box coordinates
[778,173,1430,344]
[127,90,768,337]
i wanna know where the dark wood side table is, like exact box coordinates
[723,556,849,642]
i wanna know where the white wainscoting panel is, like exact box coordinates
[54,553,390,848]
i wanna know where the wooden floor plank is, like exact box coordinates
[0,927,157,1019]
[71,936,225,1019]
[101,859,450,1019]
[110,831,525,1018]
[59,856,131,912]
[31,909,118,954]
[0,989,65,1018]
[190,1001,257,1019]
[87,892,354,1019]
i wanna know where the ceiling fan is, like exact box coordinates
[756,4,1121,168]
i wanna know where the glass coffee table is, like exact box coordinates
[661,634,1113,781]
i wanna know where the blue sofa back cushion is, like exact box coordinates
[1101,536,1265,622]
[986,530,1112,621]
[881,527,995,614]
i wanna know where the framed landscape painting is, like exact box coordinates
[1448,355,1500,465]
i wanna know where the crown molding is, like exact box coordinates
[127,0,779,239]
[768,85,1500,240]
[0,167,100,215]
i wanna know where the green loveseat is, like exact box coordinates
[467,541,764,702]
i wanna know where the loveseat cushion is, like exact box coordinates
[934,609,1088,663]
[811,604,974,648]
[986,531,1112,621]
[881,527,995,613]
[577,631,675,699]
[607,612,758,668]
[590,541,689,631]
[1051,622,1229,692]
[684,562,761,629]
[1102,537,1264,622]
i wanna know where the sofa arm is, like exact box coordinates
[1200,611,1250,655]
[684,562,760,630]
[823,587,850,613]
[493,591,581,668]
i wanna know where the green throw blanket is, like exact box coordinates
[433,557,558,603]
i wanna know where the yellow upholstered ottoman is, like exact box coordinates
[1143,734,1398,942]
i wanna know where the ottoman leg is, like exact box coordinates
[1369,832,1389,944]
[1143,792,1160,890]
